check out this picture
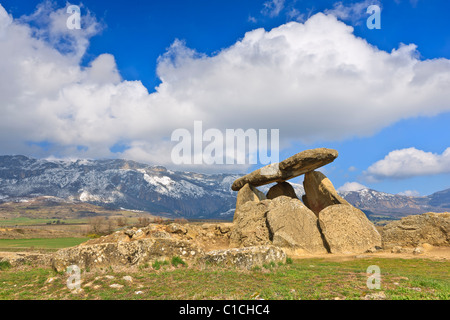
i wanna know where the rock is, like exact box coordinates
[391,246,408,254]
[167,223,188,235]
[235,183,266,212]
[231,148,338,191]
[217,223,233,234]
[124,229,136,238]
[266,182,298,200]
[364,291,386,300]
[302,171,349,216]
[123,276,133,282]
[413,247,424,255]
[0,252,51,267]
[318,204,382,254]
[51,238,204,272]
[365,246,381,253]
[132,229,145,240]
[266,196,328,253]
[201,245,286,270]
[382,212,450,248]
[230,201,272,247]
[110,284,124,289]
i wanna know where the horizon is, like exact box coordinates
[1,0,450,197]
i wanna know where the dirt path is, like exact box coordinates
[288,245,450,262]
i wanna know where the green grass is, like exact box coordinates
[0,257,448,300]
[171,256,186,267]
[0,261,11,271]
[0,217,88,226]
[0,237,89,251]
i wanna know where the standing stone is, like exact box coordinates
[266,196,328,253]
[230,201,271,247]
[318,204,382,254]
[235,183,266,214]
[231,148,338,191]
[303,171,349,216]
[266,182,298,200]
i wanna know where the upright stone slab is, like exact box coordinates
[302,170,349,216]
[266,182,298,200]
[230,201,271,248]
[231,148,338,191]
[266,196,328,253]
[235,183,266,214]
[318,204,382,254]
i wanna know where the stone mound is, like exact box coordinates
[382,212,450,248]
[51,222,286,272]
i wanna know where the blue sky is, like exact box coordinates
[0,0,449,196]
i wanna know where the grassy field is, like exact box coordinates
[0,217,89,226]
[0,257,448,300]
[0,237,89,252]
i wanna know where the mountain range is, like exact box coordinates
[0,155,449,220]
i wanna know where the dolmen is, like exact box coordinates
[230,148,382,254]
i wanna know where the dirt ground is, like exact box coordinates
[287,245,450,262]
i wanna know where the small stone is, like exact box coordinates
[135,291,144,295]
[413,247,424,255]
[124,229,135,237]
[71,288,84,294]
[364,291,386,300]
[45,277,56,284]
[109,284,124,289]
[123,276,133,282]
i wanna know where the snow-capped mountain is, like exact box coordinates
[339,187,450,220]
[0,155,449,220]
[0,155,239,219]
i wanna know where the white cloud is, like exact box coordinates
[325,0,382,24]
[261,0,285,17]
[337,181,367,192]
[2,3,450,174]
[366,147,450,180]
[397,190,421,197]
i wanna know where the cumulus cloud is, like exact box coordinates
[2,3,450,173]
[366,147,450,180]
[337,181,367,192]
